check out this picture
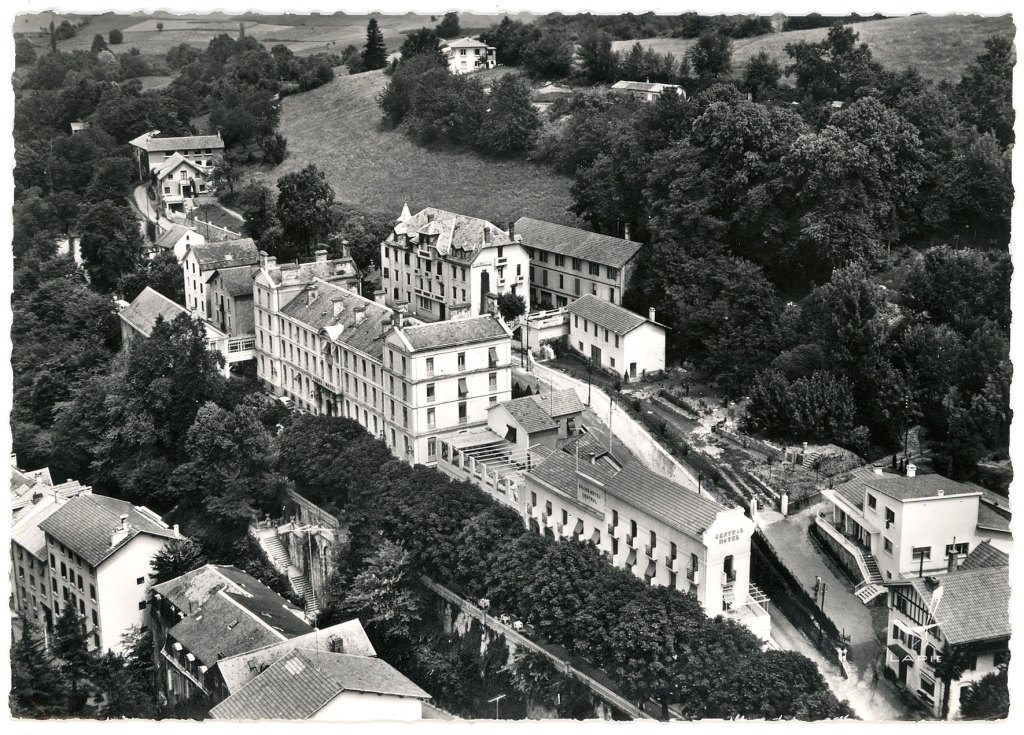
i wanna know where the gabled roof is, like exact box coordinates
[539,387,586,417]
[905,566,1010,646]
[12,487,92,560]
[154,152,204,180]
[130,132,224,153]
[397,314,509,352]
[38,494,178,567]
[153,224,199,252]
[960,540,1009,571]
[119,287,189,338]
[153,564,269,613]
[188,238,260,271]
[497,395,558,434]
[566,294,653,336]
[391,207,511,259]
[611,80,684,94]
[282,280,392,360]
[260,255,360,288]
[218,619,377,694]
[445,36,494,49]
[210,648,429,720]
[976,503,1011,533]
[514,217,642,269]
[607,461,727,539]
[210,265,257,298]
[835,465,981,505]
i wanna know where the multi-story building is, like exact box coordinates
[10,459,92,643]
[442,36,497,74]
[152,222,205,261]
[253,251,363,405]
[153,153,215,216]
[383,312,514,466]
[129,130,225,179]
[514,217,641,309]
[522,437,771,640]
[883,541,1009,719]
[381,206,530,322]
[36,494,181,654]
[566,295,667,381]
[182,238,259,320]
[118,287,232,376]
[818,464,1010,601]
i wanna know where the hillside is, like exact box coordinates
[260,68,578,227]
[611,14,1015,83]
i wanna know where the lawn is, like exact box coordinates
[611,14,1015,83]
[257,67,579,227]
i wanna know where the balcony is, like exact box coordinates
[458,416,468,425]
[686,567,700,584]
[626,533,641,550]
[665,555,681,573]
[227,336,255,362]
[722,570,737,585]
[607,523,619,538]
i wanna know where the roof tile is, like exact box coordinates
[514,217,641,268]
[566,294,650,336]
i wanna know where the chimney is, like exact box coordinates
[314,249,328,263]
[508,220,515,240]
[427,213,435,223]
[648,307,656,322]
[589,452,597,465]
[265,254,277,270]
[259,250,268,267]
[485,292,498,315]
[31,491,43,505]
[332,297,344,318]
[341,239,351,260]
[308,285,319,305]
[393,301,408,329]
[373,289,387,305]
[624,223,631,241]
[353,305,366,325]
[484,227,491,244]
[906,463,918,478]
[111,514,131,547]
[173,524,180,536]
[947,549,959,574]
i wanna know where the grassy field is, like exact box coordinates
[256,67,579,227]
[15,11,536,58]
[611,14,1015,83]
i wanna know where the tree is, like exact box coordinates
[84,156,133,203]
[343,540,422,646]
[475,74,542,156]
[398,27,447,67]
[94,627,161,718]
[90,33,108,53]
[209,155,240,195]
[746,369,795,438]
[276,164,335,252]
[480,16,536,67]
[117,250,186,303]
[53,605,94,714]
[236,180,278,241]
[77,201,143,292]
[742,51,781,100]
[959,667,1009,720]
[108,28,123,45]
[259,132,288,165]
[436,12,461,40]
[156,22,164,32]
[166,42,201,70]
[688,31,733,80]
[958,36,1014,146]
[15,37,37,66]
[577,29,618,84]
[785,24,882,104]
[496,292,527,323]
[522,30,573,79]
[361,18,388,71]
[10,615,66,718]
[151,537,207,584]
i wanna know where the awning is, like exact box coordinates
[644,561,657,579]
[625,549,637,566]
[887,643,915,664]
[458,378,468,396]
[572,518,584,536]
[589,529,600,544]
[488,346,498,364]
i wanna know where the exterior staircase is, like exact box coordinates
[288,569,319,620]
[259,532,290,573]
[803,449,823,469]
[854,552,886,603]
[255,529,320,621]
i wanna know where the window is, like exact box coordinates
[561,509,569,525]
[610,357,616,368]
[609,287,615,302]
[867,494,877,510]
[427,438,437,460]
[650,530,657,548]
[630,519,637,537]
[591,283,597,295]
[574,278,581,296]
[614,335,620,348]
[427,408,436,429]
[458,402,467,424]
[539,251,549,263]
[531,491,537,506]
[489,396,497,405]
[555,254,565,267]
[426,357,434,376]
[545,500,552,516]
[458,378,469,398]
[136,576,145,585]
[885,507,895,526]
[604,328,609,343]
[589,262,600,276]
[497,246,504,258]
[612,509,619,527]
[919,677,935,699]
[607,266,618,280]
[90,584,96,602]
[60,562,66,580]
[912,546,931,561]
[427,383,435,402]
[92,610,98,626]
[457,352,466,371]
[138,600,148,610]
[574,315,579,328]
[572,257,581,271]
[946,542,970,556]
[884,537,893,555]
[489,372,497,391]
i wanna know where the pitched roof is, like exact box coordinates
[611,80,684,94]
[153,224,196,252]
[38,494,178,567]
[152,564,270,613]
[12,501,66,560]
[514,217,642,268]
[211,649,429,720]
[12,480,93,553]
[960,540,1009,571]
[833,465,980,506]
[210,265,257,298]
[445,36,494,49]
[976,503,1011,532]
[189,238,260,271]
[527,442,619,493]
[498,395,558,434]
[607,461,727,539]
[566,294,651,336]
[391,207,510,259]
[119,287,189,337]
[538,387,586,417]
[154,152,205,180]
[282,280,392,360]
[218,619,377,693]
[261,256,360,288]
[906,566,1010,645]
[398,315,509,351]
[130,133,224,153]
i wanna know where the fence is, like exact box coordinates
[419,575,653,720]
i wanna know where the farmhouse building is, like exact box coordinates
[566,295,667,381]
[153,152,214,216]
[381,206,531,323]
[514,217,640,309]
[129,130,225,178]
[611,80,687,102]
[442,36,497,74]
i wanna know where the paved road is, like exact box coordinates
[132,183,175,233]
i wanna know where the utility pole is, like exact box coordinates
[586,357,593,406]
[488,693,506,719]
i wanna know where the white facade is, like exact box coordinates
[443,37,497,74]
[315,691,424,722]
[567,299,666,381]
[92,534,170,654]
